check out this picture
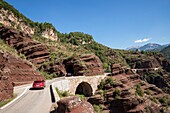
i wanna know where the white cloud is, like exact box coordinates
[134,38,151,43]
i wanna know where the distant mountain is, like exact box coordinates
[127,43,170,51]
[126,46,140,51]
[140,43,162,51]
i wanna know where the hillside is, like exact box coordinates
[0,0,170,82]
[1,1,170,112]
[161,45,170,61]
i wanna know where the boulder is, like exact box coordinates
[57,96,95,113]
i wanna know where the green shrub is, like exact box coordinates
[113,88,121,99]
[98,80,105,90]
[56,88,70,98]
[106,77,115,86]
[76,94,86,100]
[145,107,151,113]
[151,97,158,103]
[93,104,103,113]
[135,84,144,97]
[145,89,151,95]
[114,88,121,96]
[159,96,170,106]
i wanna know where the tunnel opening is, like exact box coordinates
[65,65,74,76]
[75,82,93,97]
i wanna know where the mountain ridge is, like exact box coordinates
[127,43,170,51]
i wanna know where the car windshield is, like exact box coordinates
[34,81,43,83]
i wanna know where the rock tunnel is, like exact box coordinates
[75,82,93,97]
[65,64,74,76]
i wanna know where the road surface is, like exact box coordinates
[0,80,55,113]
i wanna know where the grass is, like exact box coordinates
[56,87,70,98]
[0,39,27,60]
[0,95,16,108]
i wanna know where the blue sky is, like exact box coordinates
[6,0,170,49]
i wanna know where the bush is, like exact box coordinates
[113,88,121,99]
[106,77,115,86]
[56,88,70,98]
[98,80,105,90]
[159,96,170,106]
[135,84,144,97]
[114,88,121,96]
[93,104,103,113]
[76,94,86,100]
[145,89,151,95]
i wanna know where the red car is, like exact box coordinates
[32,80,45,89]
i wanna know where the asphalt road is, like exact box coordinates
[0,81,53,113]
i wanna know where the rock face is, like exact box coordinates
[0,26,50,67]
[64,54,104,76]
[88,69,170,113]
[40,54,104,76]
[0,26,104,77]
[57,96,95,113]
[0,7,58,41]
[0,72,13,102]
[0,51,44,101]
[111,64,126,75]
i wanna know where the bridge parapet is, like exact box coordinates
[52,75,106,96]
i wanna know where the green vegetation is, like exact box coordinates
[145,107,151,113]
[161,45,170,61]
[32,35,57,46]
[39,70,57,79]
[106,77,115,86]
[56,88,70,98]
[0,0,34,27]
[0,39,27,60]
[159,96,170,106]
[150,96,158,103]
[93,104,103,113]
[135,84,144,97]
[58,31,129,71]
[98,77,116,90]
[0,96,16,108]
[145,89,151,95]
[113,88,121,99]
[0,0,58,34]
[75,94,86,100]
[98,80,105,90]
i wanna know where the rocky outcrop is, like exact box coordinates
[126,56,160,69]
[88,72,170,113]
[40,54,104,76]
[0,7,58,41]
[57,96,94,113]
[111,63,127,75]
[0,73,13,102]
[0,26,50,66]
[63,54,104,76]
[0,51,44,101]
[0,8,34,35]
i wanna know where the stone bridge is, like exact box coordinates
[52,75,106,97]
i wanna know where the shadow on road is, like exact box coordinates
[29,88,44,90]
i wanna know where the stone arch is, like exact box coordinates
[75,82,93,97]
